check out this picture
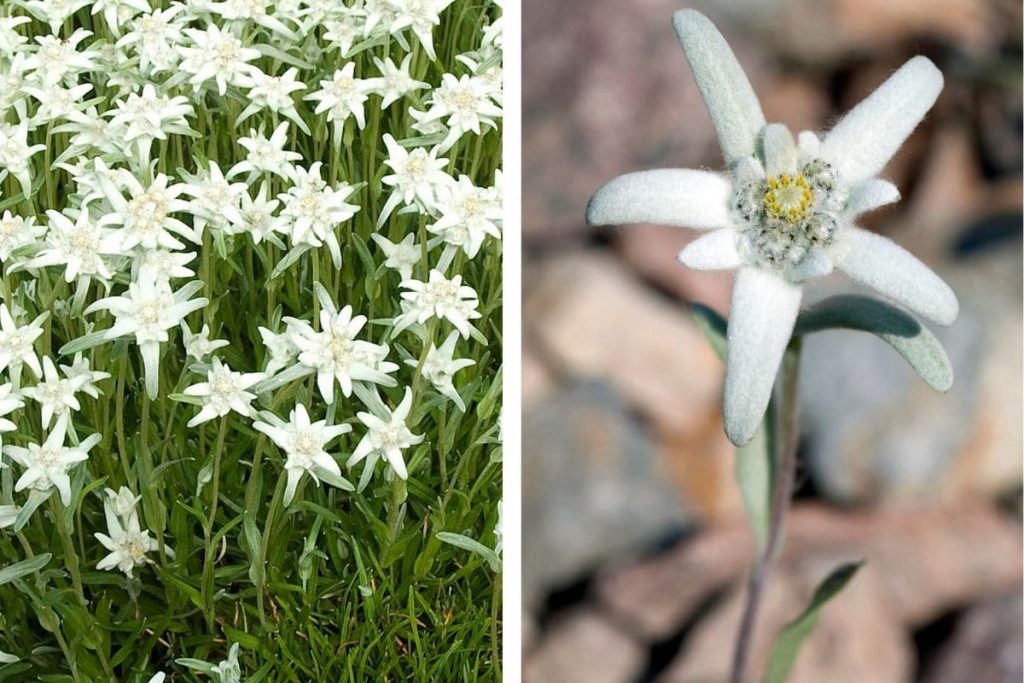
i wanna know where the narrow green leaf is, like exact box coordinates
[58,331,111,356]
[691,303,727,361]
[0,554,51,585]
[763,561,864,683]
[436,532,500,572]
[794,295,953,391]
[735,401,774,550]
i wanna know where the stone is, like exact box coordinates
[525,251,723,439]
[920,594,1023,683]
[522,380,691,594]
[524,608,645,683]
[593,505,1022,651]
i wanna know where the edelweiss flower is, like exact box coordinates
[586,10,959,446]
[21,357,88,429]
[348,387,424,480]
[85,272,208,398]
[95,487,168,577]
[379,135,451,226]
[183,358,265,427]
[25,208,124,284]
[305,63,380,133]
[420,73,503,151]
[229,123,303,182]
[253,403,353,505]
[371,232,422,281]
[258,326,298,376]
[177,24,261,96]
[0,212,44,263]
[59,354,111,399]
[371,54,429,109]
[394,269,481,339]
[0,383,24,447]
[278,163,359,267]
[237,67,308,133]
[286,304,397,404]
[96,168,196,251]
[404,330,475,411]
[0,304,47,383]
[428,175,502,258]
[211,643,242,683]
[0,123,46,198]
[4,414,100,506]
[389,0,455,62]
[182,323,229,361]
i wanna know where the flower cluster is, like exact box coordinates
[0,0,501,676]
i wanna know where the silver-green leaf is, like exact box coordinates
[794,295,953,391]
[763,561,863,683]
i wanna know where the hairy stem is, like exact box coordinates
[730,336,802,683]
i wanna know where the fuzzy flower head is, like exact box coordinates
[253,403,353,506]
[3,415,100,506]
[183,358,265,427]
[586,10,958,446]
[95,488,167,578]
[348,387,424,480]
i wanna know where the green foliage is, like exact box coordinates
[0,2,503,681]
[763,562,863,683]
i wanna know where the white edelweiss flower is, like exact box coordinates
[370,54,430,109]
[379,135,452,227]
[180,161,247,235]
[322,13,362,57]
[107,85,195,163]
[229,122,303,182]
[22,0,92,34]
[20,356,88,429]
[177,24,261,96]
[278,162,359,267]
[84,271,208,398]
[403,330,475,411]
[388,0,455,62]
[24,207,124,285]
[419,73,503,151]
[253,403,352,506]
[23,29,99,86]
[210,0,296,37]
[357,0,398,37]
[0,212,44,263]
[0,16,31,54]
[136,249,197,281]
[258,325,298,375]
[183,357,265,427]
[286,303,397,404]
[96,165,197,251]
[3,414,100,506]
[371,232,421,281]
[348,387,424,481]
[0,383,24,446]
[95,490,168,577]
[0,123,46,198]
[304,62,381,133]
[586,10,959,446]
[91,0,152,36]
[181,322,229,361]
[59,353,111,399]
[237,67,308,133]
[232,181,285,244]
[211,643,242,683]
[117,5,188,75]
[104,485,140,519]
[394,269,481,339]
[428,174,502,258]
[22,83,94,126]
[0,303,47,383]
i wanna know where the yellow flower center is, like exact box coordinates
[763,174,813,224]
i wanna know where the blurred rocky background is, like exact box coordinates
[522,0,1022,680]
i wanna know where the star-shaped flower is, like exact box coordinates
[586,10,958,446]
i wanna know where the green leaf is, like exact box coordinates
[735,402,774,550]
[763,561,864,683]
[58,331,111,356]
[691,303,727,361]
[0,554,51,586]
[436,532,500,573]
[794,295,953,391]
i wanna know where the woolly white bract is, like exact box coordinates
[587,9,957,446]
[0,0,502,676]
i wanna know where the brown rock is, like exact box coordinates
[920,594,1023,683]
[524,608,645,683]
[525,251,723,440]
[594,505,1022,647]
[660,559,912,683]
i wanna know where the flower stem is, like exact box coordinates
[201,416,229,630]
[729,336,802,683]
